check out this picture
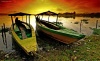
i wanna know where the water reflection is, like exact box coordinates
[0,15,100,52]
[58,17,100,35]
[0,15,100,36]
[0,32,12,52]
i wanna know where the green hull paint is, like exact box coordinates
[11,23,38,55]
[14,24,32,39]
[37,21,85,40]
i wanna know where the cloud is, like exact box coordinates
[51,0,100,12]
[0,0,35,13]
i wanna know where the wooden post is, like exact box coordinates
[26,15,27,23]
[48,15,50,22]
[11,16,13,25]
[29,15,30,25]
[80,20,82,33]
[41,15,43,20]
[96,20,98,29]
[3,23,6,40]
[3,23,7,48]
[56,14,58,25]
[22,16,23,21]
[11,16,14,29]
[1,26,5,45]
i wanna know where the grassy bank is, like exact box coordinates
[36,35,100,61]
[0,35,100,61]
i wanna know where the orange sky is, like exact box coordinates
[0,0,100,14]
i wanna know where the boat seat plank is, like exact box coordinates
[19,27,27,39]
[40,20,60,30]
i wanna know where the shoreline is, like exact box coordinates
[0,34,100,61]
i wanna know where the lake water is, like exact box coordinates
[0,15,100,52]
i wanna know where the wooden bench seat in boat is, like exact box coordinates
[40,20,60,30]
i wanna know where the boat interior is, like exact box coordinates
[14,22,32,39]
[38,20,60,30]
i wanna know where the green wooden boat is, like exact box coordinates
[36,11,85,44]
[9,12,38,55]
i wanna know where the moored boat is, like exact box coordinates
[35,11,85,44]
[9,12,38,55]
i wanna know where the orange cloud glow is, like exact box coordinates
[0,0,100,13]
[0,0,35,13]
[51,0,100,13]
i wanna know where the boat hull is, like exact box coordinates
[36,24,79,44]
[40,29,78,44]
[11,23,38,55]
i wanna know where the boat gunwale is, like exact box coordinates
[11,23,38,55]
[36,21,85,39]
